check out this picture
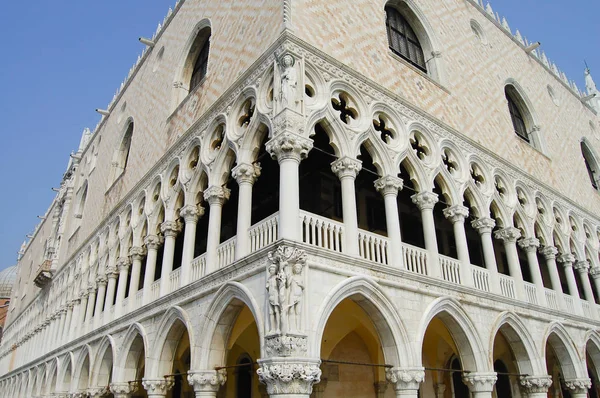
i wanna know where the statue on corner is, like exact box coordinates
[273,53,304,115]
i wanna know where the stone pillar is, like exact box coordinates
[443,205,474,287]
[62,303,75,344]
[331,157,362,256]
[76,290,88,335]
[519,375,552,398]
[142,378,174,398]
[411,192,440,278]
[104,267,118,314]
[539,246,566,310]
[564,378,592,398]
[114,257,131,317]
[203,186,230,274]
[180,205,202,285]
[109,382,135,398]
[266,132,313,241]
[232,163,261,260]
[142,235,162,305]
[159,221,183,296]
[374,381,387,398]
[128,246,146,306]
[187,370,227,398]
[257,358,322,398]
[386,367,425,398]
[494,227,525,300]
[518,238,547,306]
[472,217,501,293]
[55,308,67,348]
[574,261,596,303]
[591,267,600,301]
[84,285,96,330]
[558,254,584,313]
[374,176,404,268]
[462,372,497,398]
[69,295,83,340]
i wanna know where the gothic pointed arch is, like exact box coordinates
[504,80,544,151]
[91,335,116,389]
[109,118,134,185]
[149,306,195,377]
[116,322,149,383]
[543,322,585,380]
[581,138,600,191]
[585,331,600,382]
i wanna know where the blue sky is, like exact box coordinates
[0,1,598,272]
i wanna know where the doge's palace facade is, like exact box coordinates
[2,0,600,397]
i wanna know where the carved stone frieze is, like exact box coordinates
[471,217,496,234]
[265,334,308,357]
[203,185,231,206]
[494,227,521,243]
[564,377,591,393]
[539,245,559,260]
[574,260,590,274]
[232,162,262,185]
[142,378,174,395]
[180,204,204,223]
[518,237,540,252]
[160,220,183,237]
[257,358,322,395]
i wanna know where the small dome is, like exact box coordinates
[0,266,17,298]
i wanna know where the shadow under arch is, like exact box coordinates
[116,322,149,384]
[542,322,585,381]
[91,335,117,389]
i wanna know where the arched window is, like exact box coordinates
[581,140,600,190]
[189,29,211,91]
[505,85,530,143]
[385,6,426,72]
[111,122,134,184]
[74,182,88,219]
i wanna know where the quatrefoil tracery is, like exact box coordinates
[331,92,358,125]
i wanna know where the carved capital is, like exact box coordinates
[180,204,204,224]
[471,217,496,234]
[539,245,559,260]
[187,370,227,393]
[232,162,262,185]
[129,246,147,261]
[116,257,131,272]
[331,156,362,179]
[386,367,425,391]
[590,266,600,279]
[494,227,521,243]
[142,378,174,395]
[443,205,469,223]
[266,132,313,163]
[462,372,497,393]
[87,387,109,398]
[557,253,576,267]
[374,176,403,196]
[257,358,322,395]
[109,382,136,395]
[144,234,163,250]
[519,375,552,393]
[411,192,438,211]
[106,266,119,279]
[95,275,108,286]
[518,237,540,252]
[161,220,183,237]
[203,185,231,206]
[564,377,591,393]
[574,260,591,274]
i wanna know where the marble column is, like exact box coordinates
[159,220,183,297]
[232,163,261,260]
[574,261,596,303]
[203,186,230,274]
[187,370,227,398]
[518,238,547,306]
[494,227,525,300]
[75,290,88,337]
[62,303,74,344]
[114,257,131,318]
[179,205,202,285]
[84,285,97,331]
[128,246,146,309]
[564,378,591,398]
[104,267,118,314]
[69,295,83,341]
[386,367,425,398]
[411,192,440,278]
[375,176,404,268]
[591,267,600,301]
[557,253,583,314]
[142,234,163,305]
[443,205,473,286]
[331,157,362,256]
[257,358,321,398]
[266,132,313,241]
[462,372,497,398]
[519,375,553,398]
[539,246,566,310]
[142,378,174,398]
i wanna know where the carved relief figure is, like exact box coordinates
[266,264,281,334]
[279,54,298,110]
[286,263,304,332]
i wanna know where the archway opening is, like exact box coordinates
[96,344,115,398]
[124,334,147,398]
[155,319,191,398]
[545,333,578,397]
[77,354,91,394]
[491,323,532,398]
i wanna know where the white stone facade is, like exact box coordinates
[2,0,600,397]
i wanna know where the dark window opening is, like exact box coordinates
[505,86,529,142]
[432,182,457,259]
[251,139,280,226]
[221,179,239,243]
[194,201,209,258]
[236,356,253,398]
[172,223,185,270]
[494,360,513,398]
[451,358,470,398]
[385,6,427,72]
[190,37,210,91]
[398,164,425,249]
[356,145,387,235]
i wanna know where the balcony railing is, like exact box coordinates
[33,260,53,288]
[524,281,538,305]
[249,213,278,253]
[403,245,429,276]
[472,266,491,292]
[545,288,559,311]
[300,210,343,253]
[440,255,461,285]
[499,274,516,299]
[358,230,389,265]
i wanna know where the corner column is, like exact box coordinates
[519,375,552,398]
[331,157,362,256]
[539,246,566,310]
[462,372,497,398]
[518,238,547,306]
[266,131,313,241]
[591,267,600,301]
[232,163,261,260]
[411,192,440,278]
[187,370,227,398]
[374,176,404,268]
[142,235,162,304]
[443,205,473,287]
[179,205,202,285]
[386,367,425,398]
[203,186,230,274]
[159,221,183,297]
[494,227,525,300]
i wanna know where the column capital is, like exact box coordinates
[557,253,576,266]
[539,245,559,260]
[519,375,552,394]
[257,358,322,395]
[187,370,227,393]
[564,378,591,394]
[331,156,362,179]
[87,387,110,398]
[266,132,313,163]
[142,378,174,395]
[129,246,147,261]
[180,204,204,224]
[462,372,497,393]
[109,382,136,396]
[96,275,108,286]
[386,367,425,392]
[232,162,262,185]
[374,175,403,196]
[116,257,131,272]
[411,191,438,211]
[160,220,183,237]
[574,260,591,274]
[590,266,600,279]
[443,205,469,223]
[106,266,119,279]
[203,185,231,206]
[518,237,540,252]
[471,217,496,234]
[494,227,521,243]
[144,234,164,250]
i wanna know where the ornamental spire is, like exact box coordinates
[585,66,600,112]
